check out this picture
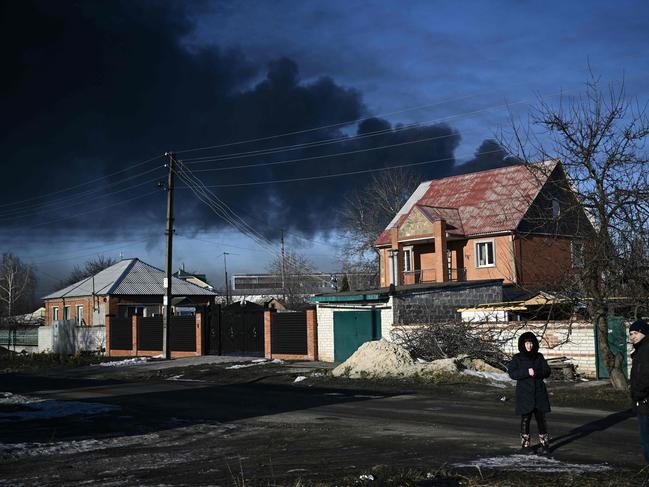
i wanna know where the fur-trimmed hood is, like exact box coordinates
[518,332,540,355]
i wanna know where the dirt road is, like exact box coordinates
[0,359,643,486]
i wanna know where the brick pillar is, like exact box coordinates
[306,309,318,361]
[195,313,203,356]
[264,310,273,359]
[105,315,112,357]
[433,219,448,282]
[132,315,140,356]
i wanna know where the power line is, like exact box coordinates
[0,154,163,209]
[180,100,522,164]
[174,90,500,155]
[189,148,506,188]
[187,130,469,174]
[23,190,160,229]
[173,162,320,277]
[0,172,163,220]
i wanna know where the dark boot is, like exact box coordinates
[520,434,531,452]
[538,433,550,455]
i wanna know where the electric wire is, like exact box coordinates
[173,161,321,278]
[0,169,163,220]
[0,154,164,209]
[174,89,502,155]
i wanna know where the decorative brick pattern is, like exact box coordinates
[394,281,502,324]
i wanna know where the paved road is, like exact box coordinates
[0,370,643,486]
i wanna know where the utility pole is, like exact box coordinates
[162,151,176,360]
[223,252,230,305]
[280,229,286,301]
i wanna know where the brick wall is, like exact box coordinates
[485,321,633,379]
[393,281,502,324]
[316,298,394,362]
[45,296,97,326]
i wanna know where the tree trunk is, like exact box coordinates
[596,312,628,391]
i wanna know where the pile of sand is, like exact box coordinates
[331,339,503,379]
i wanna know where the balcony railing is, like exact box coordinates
[401,267,466,284]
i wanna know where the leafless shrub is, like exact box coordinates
[392,319,515,370]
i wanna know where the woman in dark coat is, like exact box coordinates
[507,331,552,453]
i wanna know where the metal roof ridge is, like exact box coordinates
[105,258,139,295]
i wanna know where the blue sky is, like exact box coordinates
[1,0,648,295]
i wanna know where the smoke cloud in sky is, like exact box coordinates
[1,1,514,243]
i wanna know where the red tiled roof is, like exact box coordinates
[375,161,557,246]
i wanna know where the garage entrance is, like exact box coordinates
[333,309,381,362]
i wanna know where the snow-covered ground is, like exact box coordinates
[0,422,228,460]
[97,356,161,367]
[0,392,119,422]
[462,369,515,384]
[225,358,283,369]
[453,454,612,473]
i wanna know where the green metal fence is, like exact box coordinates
[0,327,39,348]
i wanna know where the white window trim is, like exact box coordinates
[552,198,560,219]
[571,240,584,268]
[64,305,70,320]
[76,305,84,325]
[52,306,59,321]
[403,246,413,272]
[475,239,496,268]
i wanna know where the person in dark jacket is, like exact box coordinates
[507,331,552,453]
[629,319,649,464]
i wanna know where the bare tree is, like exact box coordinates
[60,255,118,288]
[267,251,319,309]
[0,252,36,317]
[338,168,421,283]
[506,75,649,390]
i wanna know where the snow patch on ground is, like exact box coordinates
[0,422,228,460]
[462,369,515,383]
[97,357,152,367]
[225,358,283,369]
[165,375,205,382]
[294,376,307,383]
[453,454,612,473]
[0,392,119,421]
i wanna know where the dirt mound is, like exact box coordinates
[331,339,416,378]
[331,339,505,379]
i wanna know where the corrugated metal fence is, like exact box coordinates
[271,311,307,355]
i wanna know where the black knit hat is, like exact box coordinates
[630,319,649,336]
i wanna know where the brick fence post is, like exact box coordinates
[306,309,318,361]
[195,313,203,356]
[264,310,273,359]
[132,315,140,356]
[105,315,112,357]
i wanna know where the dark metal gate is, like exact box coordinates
[170,315,196,352]
[205,303,264,355]
[110,318,132,350]
[138,317,162,351]
[271,311,307,355]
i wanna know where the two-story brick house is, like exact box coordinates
[374,160,592,290]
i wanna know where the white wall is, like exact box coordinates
[486,321,632,379]
[316,297,394,362]
[38,322,105,354]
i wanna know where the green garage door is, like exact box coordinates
[333,310,381,362]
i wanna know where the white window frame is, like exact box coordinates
[403,246,413,273]
[52,306,59,321]
[552,198,560,219]
[475,240,496,268]
[76,305,84,325]
[571,240,584,268]
[63,305,70,320]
